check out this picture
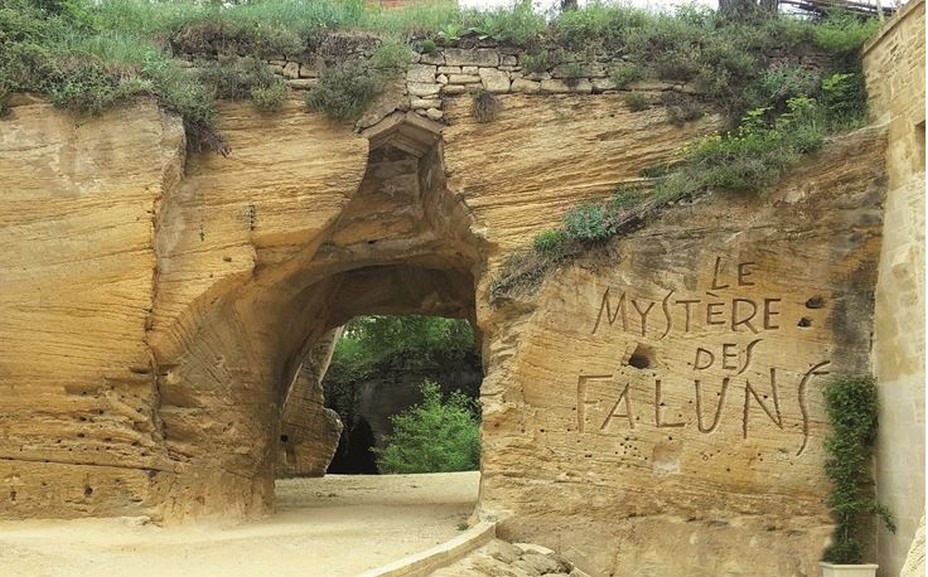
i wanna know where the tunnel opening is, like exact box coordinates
[262,112,486,532]
[321,314,483,475]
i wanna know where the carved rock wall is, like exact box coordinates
[469,126,886,577]
[277,328,343,478]
[0,75,895,577]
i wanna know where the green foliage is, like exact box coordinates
[198,56,279,100]
[625,92,647,112]
[814,11,881,55]
[674,95,824,195]
[533,229,568,259]
[324,316,477,419]
[249,80,287,112]
[563,203,618,243]
[476,2,545,46]
[420,38,437,55]
[610,63,643,88]
[821,70,867,130]
[559,60,584,87]
[521,49,557,74]
[471,88,500,123]
[323,315,480,461]
[371,40,415,74]
[756,62,818,110]
[821,375,896,564]
[375,380,481,474]
[304,59,378,121]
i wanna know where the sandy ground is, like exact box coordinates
[0,472,480,577]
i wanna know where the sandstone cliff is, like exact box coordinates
[0,87,887,577]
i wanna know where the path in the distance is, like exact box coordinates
[0,471,480,577]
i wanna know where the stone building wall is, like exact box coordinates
[862,1,926,575]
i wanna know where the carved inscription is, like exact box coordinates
[580,256,830,457]
[576,362,829,456]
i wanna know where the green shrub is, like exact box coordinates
[533,229,568,258]
[677,95,824,195]
[822,375,895,564]
[559,60,584,87]
[471,88,500,123]
[198,56,280,100]
[375,380,481,474]
[521,49,557,74]
[761,63,817,102]
[563,203,617,243]
[477,3,545,46]
[420,38,437,54]
[371,40,415,74]
[661,91,706,126]
[552,2,650,51]
[625,92,647,112]
[305,59,378,121]
[610,63,643,88]
[814,11,881,55]
[250,80,288,112]
[323,315,479,440]
[821,70,867,129]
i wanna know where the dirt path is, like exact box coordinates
[0,472,480,577]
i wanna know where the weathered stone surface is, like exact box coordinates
[433,539,583,577]
[426,107,443,121]
[539,78,592,94]
[863,1,927,573]
[479,68,511,93]
[277,329,343,477]
[418,52,444,65]
[298,63,318,78]
[0,32,914,577]
[448,74,482,85]
[411,97,441,109]
[406,63,436,83]
[441,84,469,95]
[407,82,441,97]
[902,515,926,577]
[438,65,462,74]
[444,48,499,67]
[591,78,617,92]
[467,126,887,577]
[282,61,300,79]
[287,78,317,90]
[357,79,409,129]
[511,78,541,94]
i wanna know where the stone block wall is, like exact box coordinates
[862,1,926,574]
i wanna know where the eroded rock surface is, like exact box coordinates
[474,126,887,577]
[0,87,890,577]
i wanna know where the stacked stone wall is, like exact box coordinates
[862,1,926,574]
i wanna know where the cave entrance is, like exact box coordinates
[266,113,484,491]
[320,314,483,475]
[153,112,487,521]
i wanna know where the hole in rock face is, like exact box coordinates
[280,434,289,443]
[798,317,812,328]
[84,486,93,498]
[805,296,825,309]
[627,343,655,369]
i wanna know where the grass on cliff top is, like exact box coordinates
[1,0,879,141]
[490,70,871,301]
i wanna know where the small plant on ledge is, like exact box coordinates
[820,374,895,577]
